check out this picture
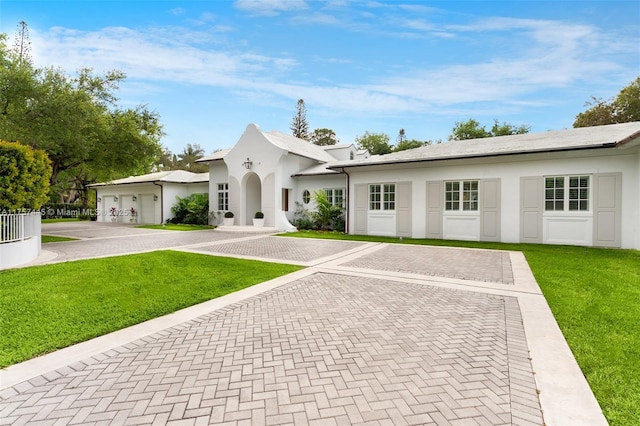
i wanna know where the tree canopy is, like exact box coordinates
[355,131,393,155]
[0,140,51,210]
[290,99,309,140]
[0,28,164,206]
[309,128,339,146]
[573,76,640,128]
[449,119,530,141]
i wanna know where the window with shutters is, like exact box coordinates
[545,176,589,211]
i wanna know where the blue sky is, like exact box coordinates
[1,1,639,155]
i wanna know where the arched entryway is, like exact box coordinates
[245,173,262,225]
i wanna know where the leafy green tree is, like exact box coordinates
[574,77,640,127]
[489,120,530,136]
[309,128,339,146]
[290,98,309,140]
[394,139,425,152]
[0,27,164,206]
[355,131,392,155]
[0,140,51,210]
[449,119,491,140]
[449,119,530,141]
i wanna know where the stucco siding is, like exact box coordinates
[346,149,639,248]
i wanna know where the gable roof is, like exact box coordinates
[329,122,640,169]
[197,148,232,163]
[262,129,337,162]
[197,124,337,164]
[89,170,209,187]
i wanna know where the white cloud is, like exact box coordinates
[27,7,637,122]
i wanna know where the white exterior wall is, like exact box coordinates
[96,184,162,224]
[208,161,229,225]
[95,181,207,225]
[346,149,639,248]
[224,125,285,227]
[293,174,348,215]
[324,145,357,161]
[162,182,208,223]
[280,156,327,226]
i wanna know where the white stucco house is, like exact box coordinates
[93,121,640,249]
[90,170,208,224]
[199,122,640,249]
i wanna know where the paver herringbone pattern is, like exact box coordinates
[43,230,256,263]
[194,236,366,263]
[342,245,514,284]
[1,273,542,425]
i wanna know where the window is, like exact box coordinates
[445,180,478,211]
[282,188,290,211]
[545,175,589,211]
[545,177,564,211]
[369,184,395,210]
[302,189,311,204]
[324,188,345,207]
[350,151,355,160]
[217,183,229,211]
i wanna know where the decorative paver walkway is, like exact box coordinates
[0,223,607,425]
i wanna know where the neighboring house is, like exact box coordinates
[200,122,640,249]
[90,170,208,224]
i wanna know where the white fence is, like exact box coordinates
[0,213,42,269]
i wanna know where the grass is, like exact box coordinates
[136,224,214,231]
[282,231,640,425]
[0,251,302,368]
[41,235,77,243]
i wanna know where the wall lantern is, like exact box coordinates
[132,195,137,202]
[97,197,102,203]
[113,196,118,202]
[242,157,253,170]
[153,194,158,201]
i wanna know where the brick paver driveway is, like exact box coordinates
[0,224,606,425]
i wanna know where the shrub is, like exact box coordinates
[292,201,315,230]
[311,190,344,231]
[0,141,51,210]
[224,211,234,218]
[255,211,264,219]
[170,193,211,225]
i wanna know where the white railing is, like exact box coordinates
[1,213,41,243]
[0,213,42,269]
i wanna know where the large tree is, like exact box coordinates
[0,29,164,206]
[574,77,640,127]
[290,99,309,140]
[449,119,530,141]
[177,143,208,172]
[355,131,392,155]
[309,128,339,146]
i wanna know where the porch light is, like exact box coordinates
[97,197,101,203]
[153,194,158,201]
[132,195,137,202]
[113,196,118,202]
[242,157,253,169]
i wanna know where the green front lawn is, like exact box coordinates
[283,231,640,425]
[42,235,77,243]
[0,251,302,368]
[136,224,214,231]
